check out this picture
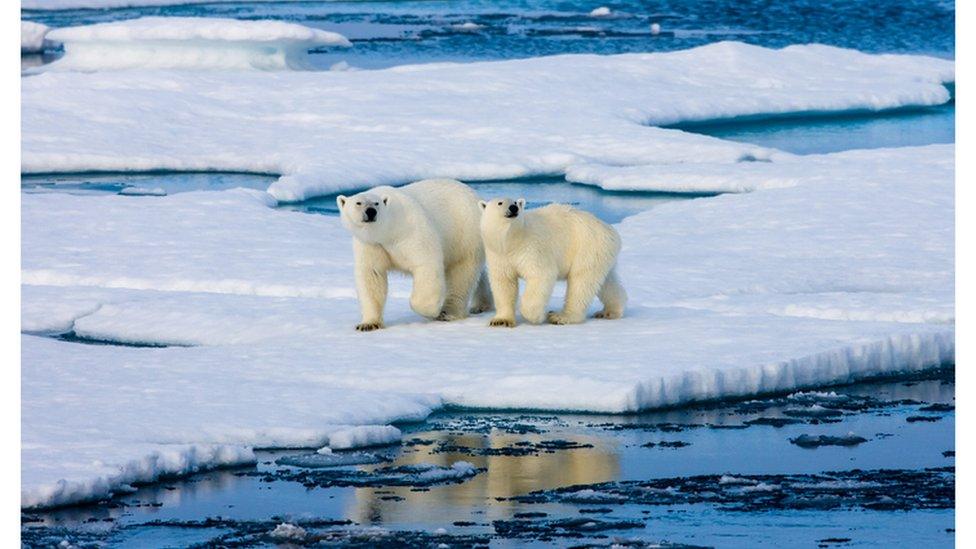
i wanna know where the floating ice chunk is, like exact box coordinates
[790,433,868,448]
[412,461,478,484]
[22,21,50,53]
[118,186,167,196]
[451,22,484,31]
[270,523,307,541]
[41,17,350,72]
[590,6,612,17]
[326,425,402,450]
[650,22,662,35]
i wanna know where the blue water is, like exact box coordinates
[24,376,954,547]
[22,173,702,223]
[23,0,955,70]
[677,101,955,155]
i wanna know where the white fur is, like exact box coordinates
[337,179,491,331]
[479,198,626,326]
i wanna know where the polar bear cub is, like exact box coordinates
[337,179,492,331]
[479,198,626,327]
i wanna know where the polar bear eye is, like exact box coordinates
[497,202,502,206]
[356,202,361,206]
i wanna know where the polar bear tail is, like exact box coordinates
[470,269,494,314]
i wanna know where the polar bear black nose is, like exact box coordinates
[508,204,519,215]
[365,207,377,221]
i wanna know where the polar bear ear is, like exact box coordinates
[516,198,526,210]
[337,195,347,209]
[478,200,487,210]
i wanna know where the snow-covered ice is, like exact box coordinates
[21,42,953,201]
[22,21,50,53]
[40,17,350,72]
[21,143,953,508]
[589,7,612,17]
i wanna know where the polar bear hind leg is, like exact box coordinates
[548,264,611,325]
[593,268,626,319]
[469,270,494,314]
[437,258,482,321]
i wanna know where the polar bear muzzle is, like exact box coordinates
[364,206,377,222]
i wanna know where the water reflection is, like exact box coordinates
[349,429,619,524]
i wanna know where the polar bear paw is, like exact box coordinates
[355,322,383,332]
[469,303,493,315]
[489,317,516,328]
[592,309,622,320]
[435,310,464,322]
[547,311,582,325]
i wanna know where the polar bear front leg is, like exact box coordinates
[487,260,518,327]
[410,263,447,319]
[353,242,390,331]
[520,272,557,325]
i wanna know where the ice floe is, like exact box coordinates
[40,17,350,72]
[22,21,50,53]
[20,143,953,508]
[21,42,953,201]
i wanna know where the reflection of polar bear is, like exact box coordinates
[479,198,626,327]
[337,179,492,331]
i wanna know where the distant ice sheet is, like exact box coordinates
[40,17,350,72]
[21,42,953,201]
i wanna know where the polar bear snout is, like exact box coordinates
[505,204,519,218]
[363,206,377,222]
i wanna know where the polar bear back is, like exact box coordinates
[511,204,621,278]
[392,178,483,266]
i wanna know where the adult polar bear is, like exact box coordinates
[337,179,492,331]
[479,198,626,327]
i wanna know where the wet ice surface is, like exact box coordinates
[23,0,955,70]
[23,373,954,547]
[671,100,955,155]
[20,173,697,224]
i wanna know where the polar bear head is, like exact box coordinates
[337,191,392,242]
[479,197,526,223]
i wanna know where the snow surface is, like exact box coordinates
[22,21,50,53]
[40,17,350,72]
[21,42,953,201]
[21,144,953,508]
